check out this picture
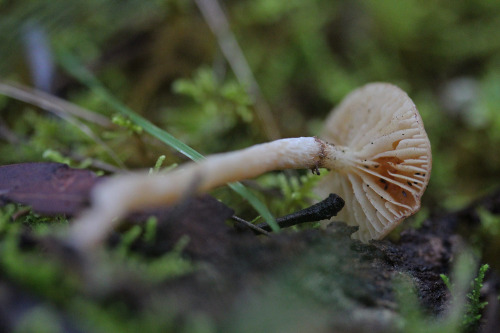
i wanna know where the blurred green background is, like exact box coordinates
[1,0,500,250]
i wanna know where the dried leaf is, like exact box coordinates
[0,163,100,215]
[0,163,235,239]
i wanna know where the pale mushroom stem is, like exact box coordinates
[69,137,347,249]
[68,83,432,249]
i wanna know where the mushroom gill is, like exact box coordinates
[317,83,432,242]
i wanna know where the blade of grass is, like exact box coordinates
[58,51,279,232]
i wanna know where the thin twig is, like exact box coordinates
[0,80,125,169]
[56,112,126,170]
[195,0,281,140]
[231,215,270,236]
[0,80,112,127]
[256,194,345,232]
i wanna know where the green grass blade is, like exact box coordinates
[59,53,203,162]
[58,51,279,231]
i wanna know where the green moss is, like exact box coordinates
[0,228,79,302]
[463,264,489,330]
[0,204,17,234]
[143,216,158,244]
[149,155,167,174]
[112,224,195,282]
[112,114,143,135]
[258,171,322,217]
[440,260,490,332]
[170,67,255,152]
[0,205,198,332]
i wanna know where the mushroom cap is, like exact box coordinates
[317,83,432,242]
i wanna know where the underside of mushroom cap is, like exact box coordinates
[317,83,432,242]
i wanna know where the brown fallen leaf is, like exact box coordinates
[0,162,101,215]
[0,163,235,235]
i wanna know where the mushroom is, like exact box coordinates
[316,83,432,242]
[68,83,431,249]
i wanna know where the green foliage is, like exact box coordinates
[169,67,256,153]
[59,51,201,162]
[440,263,490,331]
[477,207,500,237]
[149,155,166,174]
[148,155,178,174]
[42,149,95,170]
[0,227,79,302]
[112,114,143,135]
[25,111,88,151]
[22,211,68,236]
[107,220,195,282]
[114,225,143,258]
[42,149,72,165]
[132,236,194,283]
[440,273,453,293]
[0,204,16,234]
[0,208,73,303]
[0,106,124,169]
[173,67,253,123]
[259,171,322,217]
[0,109,86,164]
[0,205,199,332]
[463,264,489,330]
[112,233,195,283]
[143,216,158,244]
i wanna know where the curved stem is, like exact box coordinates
[69,137,343,249]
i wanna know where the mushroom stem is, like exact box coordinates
[69,137,345,249]
[68,83,432,248]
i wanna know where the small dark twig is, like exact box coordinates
[257,194,345,232]
[231,215,271,236]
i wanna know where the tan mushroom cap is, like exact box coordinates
[316,83,432,242]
